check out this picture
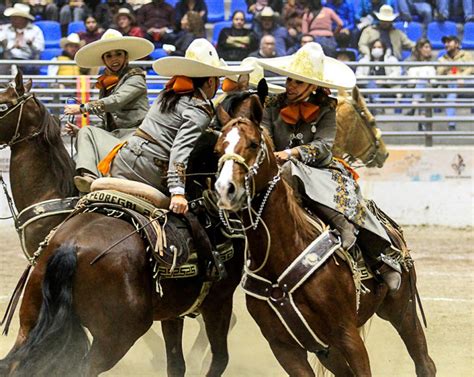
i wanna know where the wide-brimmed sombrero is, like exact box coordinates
[60,33,85,50]
[4,3,35,21]
[152,38,254,77]
[374,5,398,22]
[257,42,356,90]
[75,29,154,68]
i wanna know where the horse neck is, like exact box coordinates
[337,101,372,159]
[9,122,75,212]
[246,179,319,279]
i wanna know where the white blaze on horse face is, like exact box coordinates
[215,127,240,205]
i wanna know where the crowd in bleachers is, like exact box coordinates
[0,0,472,129]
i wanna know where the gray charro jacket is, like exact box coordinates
[85,67,149,131]
[262,93,337,168]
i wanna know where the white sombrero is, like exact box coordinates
[60,33,85,49]
[152,38,254,77]
[75,29,154,68]
[374,5,398,22]
[4,3,34,21]
[257,42,356,90]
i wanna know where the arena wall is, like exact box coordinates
[0,147,472,227]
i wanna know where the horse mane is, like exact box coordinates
[34,98,77,196]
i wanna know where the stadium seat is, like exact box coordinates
[166,0,179,7]
[393,21,424,43]
[206,0,225,22]
[229,0,253,21]
[211,21,232,45]
[462,22,474,49]
[39,48,62,75]
[35,20,61,48]
[401,49,411,60]
[427,21,457,49]
[67,21,86,35]
[149,48,167,60]
[336,47,359,61]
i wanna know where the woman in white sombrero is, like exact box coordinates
[63,29,154,192]
[258,42,402,292]
[108,38,252,214]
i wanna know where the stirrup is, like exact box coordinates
[205,250,227,282]
[376,264,402,293]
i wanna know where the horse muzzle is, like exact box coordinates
[215,178,246,211]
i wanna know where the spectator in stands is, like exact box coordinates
[356,38,401,109]
[95,0,132,30]
[253,7,291,56]
[358,5,414,60]
[164,11,205,56]
[114,8,144,38]
[356,0,396,25]
[437,0,474,22]
[217,10,258,61]
[0,4,45,75]
[336,48,357,63]
[249,35,277,57]
[405,37,435,129]
[282,0,307,22]
[287,33,314,54]
[284,12,303,54]
[437,35,474,130]
[27,0,59,21]
[59,1,91,36]
[396,0,433,24]
[301,0,343,58]
[247,0,283,16]
[47,32,83,77]
[175,0,207,29]
[325,0,355,48]
[136,0,175,47]
[79,15,104,44]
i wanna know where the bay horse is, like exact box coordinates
[214,93,436,377]
[334,86,388,168]
[0,72,244,377]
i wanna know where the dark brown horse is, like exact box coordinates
[214,93,436,377]
[0,72,244,377]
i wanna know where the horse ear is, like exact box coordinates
[351,86,360,103]
[248,94,264,125]
[14,70,25,96]
[24,79,33,93]
[216,104,232,127]
[257,78,268,106]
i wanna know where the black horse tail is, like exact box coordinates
[0,245,90,377]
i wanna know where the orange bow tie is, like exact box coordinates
[95,74,119,90]
[165,75,194,94]
[280,102,320,125]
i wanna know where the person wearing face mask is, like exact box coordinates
[107,39,253,215]
[63,29,154,193]
[356,38,400,110]
[258,42,403,293]
[358,4,414,60]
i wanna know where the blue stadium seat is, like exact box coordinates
[462,22,474,49]
[336,47,359,61]
[393,21,424,42]
[35,20,61,48]
[67,21,86,35]
[427,21,457,49]
[39,48,62,75]
[401,49,411,60]
[211,21,232,45]
[206,0,225,22]
[166,0,179,7]
[149,48,167,60]
[229,0,253,21]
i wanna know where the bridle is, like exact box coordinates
[0,84,40,150]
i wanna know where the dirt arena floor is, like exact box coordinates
[0,223,472,376]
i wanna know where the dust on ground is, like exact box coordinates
[0,224,473,376]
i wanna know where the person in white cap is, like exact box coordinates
[107,38,253,214]
[0,3,45,74]
[258,42,402,292]
[63,29,154,192]
[358,4,414,60]
[47,33,84,77]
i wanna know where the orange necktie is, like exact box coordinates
[95,74,120,90]
[280,102,320,125]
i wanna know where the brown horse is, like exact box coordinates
[0,72,244,377]
[214,93,436,377]
[334,86,388,168]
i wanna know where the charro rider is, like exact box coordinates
[63,29,154,193]
[107,38,253,214]
[257,42,402,292]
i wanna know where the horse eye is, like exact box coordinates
[249,141,259,149]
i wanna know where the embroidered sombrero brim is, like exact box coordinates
[153,57,254,78]
[75,37,154,68]
[257,55,356,90]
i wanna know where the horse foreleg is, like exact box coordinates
[268,340,315,377]
[200,296,233,377]
[161,318,186,377]
[334,326,372,377]
[314,348,357,377]
[377,274,436,377]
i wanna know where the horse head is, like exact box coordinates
[0,70,40,147]
[214,92,277,212]
[335,86,388,168]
